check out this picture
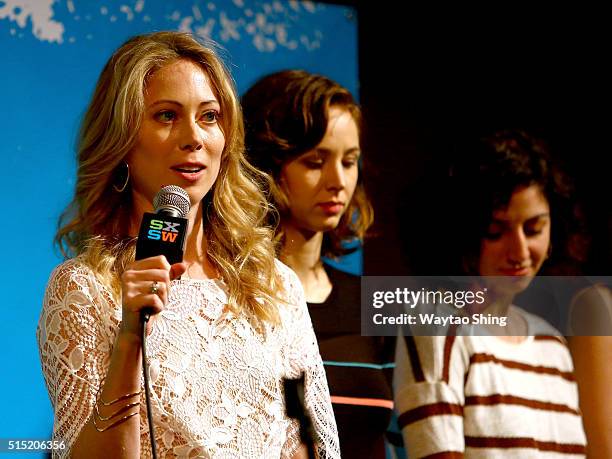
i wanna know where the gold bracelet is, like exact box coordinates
[92,410,139,432]
[96,388,141,407]
[94,400,140,422]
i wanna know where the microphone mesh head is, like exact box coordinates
[153,185,191,218]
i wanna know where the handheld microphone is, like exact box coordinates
[135,185,190,459]
[136,185,190,322]
[284,374,316,459]
[135,185,190,264]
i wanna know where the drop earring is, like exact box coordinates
[113,162,130,193]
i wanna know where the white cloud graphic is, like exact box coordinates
[0,0,64,42]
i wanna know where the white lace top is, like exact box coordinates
[37,258,340,458]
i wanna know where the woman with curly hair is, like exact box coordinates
[394,130,587,458]
[37,32,339,458]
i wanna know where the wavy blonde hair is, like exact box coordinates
[56,31,282,323]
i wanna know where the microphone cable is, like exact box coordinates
[134,185,190,459]
[141,313,158,459]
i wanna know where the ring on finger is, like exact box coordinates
[150,281,159,295]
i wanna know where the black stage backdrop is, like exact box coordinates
[325,1,610,276]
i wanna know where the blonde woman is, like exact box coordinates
[37,32,339,458]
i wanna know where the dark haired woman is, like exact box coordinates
[243,70,397,458]
[394,130,587,458]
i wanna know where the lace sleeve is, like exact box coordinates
[36,259,121,458]
[276,261,340,459]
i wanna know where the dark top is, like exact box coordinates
[307,264,395,459]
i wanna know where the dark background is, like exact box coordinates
[327,1,610,275]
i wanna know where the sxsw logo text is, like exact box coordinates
[147,219,180,242]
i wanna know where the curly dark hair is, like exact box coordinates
[446,129,588,275]
[241,69,373,258]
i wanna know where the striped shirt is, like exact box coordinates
[394,306,586,458]
[308,265,396,459]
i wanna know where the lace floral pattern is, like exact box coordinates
[37,258,340,458]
